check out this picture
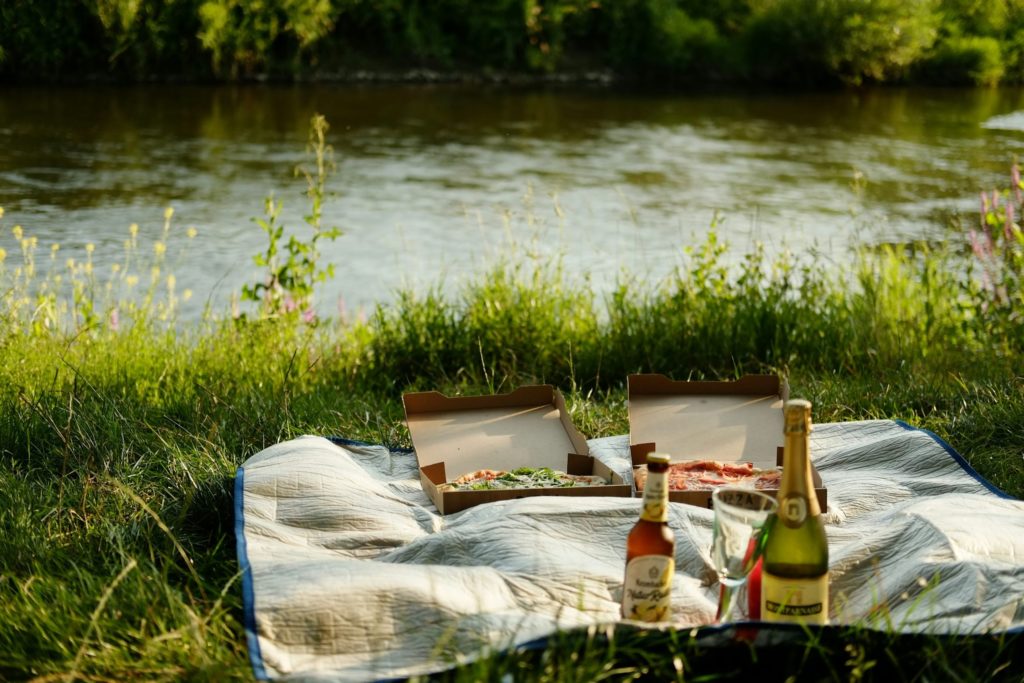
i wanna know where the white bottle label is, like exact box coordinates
[622,555,674,622]
[641,470,668,522]
[761,572,829,624]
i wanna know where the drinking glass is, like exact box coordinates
[711,487,778,623]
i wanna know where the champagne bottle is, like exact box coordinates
[621,452,675,622]
[761,399,829,623]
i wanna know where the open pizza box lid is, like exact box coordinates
[627,374,826,510]
[403,384,631,514]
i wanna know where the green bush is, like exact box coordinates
[198,0,336,76]
[744,0,940,85]
[917,34,1005,85]
[598,0,723,78]
[937,0,1010,36]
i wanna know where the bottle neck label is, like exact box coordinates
[779,493,808,529]
[640,470,669,522]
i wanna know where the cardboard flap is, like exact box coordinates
[627,374,786,466]
[403,385,590,475]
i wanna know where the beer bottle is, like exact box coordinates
[622,452,675,622]
[760,399,829,623]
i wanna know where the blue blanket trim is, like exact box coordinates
[235,467,269,681]
[893,420,1015,500]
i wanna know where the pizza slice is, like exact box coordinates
[634,459,781,492]
[438,466,608,492]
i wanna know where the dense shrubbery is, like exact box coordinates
[5,0,1024,84]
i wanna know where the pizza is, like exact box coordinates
[438,466,608,492]
[634,459,781,492]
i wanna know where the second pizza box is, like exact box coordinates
[404,384,631,514]
[627,373,827,510]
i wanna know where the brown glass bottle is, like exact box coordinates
[621,452,675,622]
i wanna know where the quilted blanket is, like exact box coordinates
[235,420,1024,681]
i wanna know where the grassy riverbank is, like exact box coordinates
[1,190,1023,680]
[5,0,1024,86]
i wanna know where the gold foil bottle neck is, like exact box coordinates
[783,399,813,435]
[646,452,671,465]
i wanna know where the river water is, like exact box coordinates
[3,84,1024,320]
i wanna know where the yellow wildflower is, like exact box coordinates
[111,263,121,273]
[85,243,95,254]
[84,263,93,275]
[126,275,139,287]
[167,274,176,290]
[21,238,29,250]
[51,243,60,253]
[0,207,4,220]
[13,225,23,240]
[124,239,132,249]
[151,266,160,280]
[154,241,166,256]
[66,258,75,269]
[129,223,139,237]
[0,248,6,262]
[164,206,174,221]
[183,289,193,301]
[187,227,198,239]
[28,236,37,249]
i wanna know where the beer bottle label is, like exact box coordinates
[622,556,674,622]
[640,470,668,523]
[761,572,829,624]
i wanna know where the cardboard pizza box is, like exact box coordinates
[404,385,631,514]
[627,374,827,510]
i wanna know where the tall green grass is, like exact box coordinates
[0,169,1022,680]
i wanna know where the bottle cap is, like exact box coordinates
[647,452,671,465]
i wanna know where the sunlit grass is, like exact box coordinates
[0,185,1022,682]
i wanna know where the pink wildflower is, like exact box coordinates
[302,307,316,324]
[1013,165,1022,203]
[109,308,119,332]
[1007,203,1015,240]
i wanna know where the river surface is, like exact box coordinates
[3,84,1024,320]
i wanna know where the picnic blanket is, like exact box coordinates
[235,420,1024,682]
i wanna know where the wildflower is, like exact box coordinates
[12,225,22,240]
[51,243,59,253]
[111,263,121,273]
[187,226,197,239]
[151,266,160,282]
[164,206,174,221]
[129,223,139,238]
[167,274,176,290]
[110,308,119,332]
[1007,204,1016,241]
[0,207,4,219]
[86,243,95,254]
[0,248,6,263]
[154,241,166,256]
[183,289,193,301]
[302,307,316,324]
[66,258,76,270]
[126,275,139,287]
